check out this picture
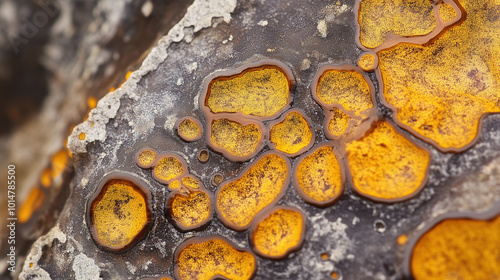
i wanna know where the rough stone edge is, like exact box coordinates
[67,0,237,154]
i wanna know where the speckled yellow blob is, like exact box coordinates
[269,111,312,155]
[170,191,211,229]
[211,118,262,158]
[327,108,350,138]
[176,238,256,280]
[346,121,429,201]
[178,118,202,141]
[411,215,500,279]
[154,157,184,182]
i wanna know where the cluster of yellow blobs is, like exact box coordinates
[135,149,213,232]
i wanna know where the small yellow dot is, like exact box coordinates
[358,53,378,72]
[321,253,329,260]
[87,97,97,109]
[29,263,33,268]
[79,133,86,140]
[331,271,339,279]
[397,234,408,245]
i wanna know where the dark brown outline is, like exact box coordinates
[354,0,465,52]
[197,149,210,163]
[151,153,189,185]
[311,64,378,117]
[248,205,307,259]
[205,114,267,162]
[199,59,296,122]
[292,142,346,208]
[174,235,257,280]
[86,172,154,253]
[135,148,159,169]
[402,201,500,278]
[215,151,292,231]
[324,106,359,142]
[165,175,213,232]
[266,108,316,158]
[175,116,204,142]
[211,173,224,187]
[343,119,432,203]
[356,52,379,72]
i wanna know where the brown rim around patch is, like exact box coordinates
[175,116,204,142]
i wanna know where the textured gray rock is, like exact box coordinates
[3,0,500,279]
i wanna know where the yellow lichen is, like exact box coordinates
[50,150,68,179]
[327,108,350,138]
[439,3,457,23]
[169,180,181,189]
[79,133,86,140]
[137,149,157,168]
[91,180,149,250]
[269,110,313,155]
[87,97,97,109]
[181,176,200,189]
[206,66,291,118]
[397,234,408,245]
[411,215,500,279]
[40,169,52,188]
[358,0,436,49]
[169,191,211,230]
[358,53,377,72]
[211,118,263,159]
[177,118,202,141]
[18,187,44,223]
[378,0,500,151]
[346,121,429,201]
[154,156,184,182]
[295,145,343,206]
[216,153,289,230]
[176,237,256,280]
[250,207,305,258]
[316,69,373,115]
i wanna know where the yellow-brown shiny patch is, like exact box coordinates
[216,152,289,230]
[346,121,429,202]
[358,0,436,49]
[210,118,263,159]
[18,187,44,223]
[411,215,500,279]
[294,144,344,207]
[358,53,378,72]
[136,149,157,168]
[177,117,203,142]
[378,0,500,151]
[315,69,374,115]
[90,180,150,251]
[50,150,68,179]
[40,169,52,188]
[206,66,291,118]
[168,191,212,231]
[154,156,185,182]
[269,110,313,156]
[175,237,256,280]
[250,207,305,259]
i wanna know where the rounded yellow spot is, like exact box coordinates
[314,67,374,115]
[50,150,68,179]
[211,173,223,187]
[210,118,264,160]
[250,207,305,259]
[136,149,157,168]
[175,236,256,280]
[358,0,436,49]
[125,71,132,80]
[177,117,203,142]
[89,178,152,252]
[330,271,339,279]
[321,253,329,260]
[169,180,181,190]
[29,263,33,268]
[357,53,378,72]
[18,187,44,223]
[198,149,209,163]
[40,168,52,188]
[326,107,350,138]
[269,110,314,156]
[79,132,86,140]
[153,155,185,183]
[87,96,97,109]
[397,234,408,245]
[205,64,292,119]
[346,121,430,202]
[294,144,344,207]
[216,152,290,230]
[411,215,500,279]
[167,190,212,231]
